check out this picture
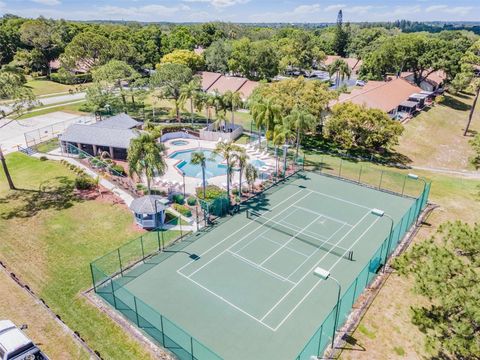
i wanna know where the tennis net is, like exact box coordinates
[246,209,354,261]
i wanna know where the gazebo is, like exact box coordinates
[129,195,168,229]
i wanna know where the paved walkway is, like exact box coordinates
[411,165,480,179]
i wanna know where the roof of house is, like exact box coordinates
[48,58,93,73]
[324,56,363,72]
[129,195,166,214]
[60,124,139,149]
[331,78,422,113]
[198,71,223,91]
[401,70,447,86]
[91,113,140,130]
[207,75,248,95]
[237,80,259,100]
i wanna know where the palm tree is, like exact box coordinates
[210,91,226,125]
[251,98,281,149]
[245,163,258,193]
[127,132,167,194]
[223,90,243,128]
[190,151,207,199]
[272,121,295,177]
[179,78,201,126]
[213,141,244,205]
[328,59,351,89]
[235,151,249,196]
[0,146,15,190]
[284,107,317,158]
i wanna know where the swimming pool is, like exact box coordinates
[169,149,227,178]
[249,159,267,168]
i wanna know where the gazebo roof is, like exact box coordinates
[129,195,167,214]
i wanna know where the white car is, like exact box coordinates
[355,80,366,86]
[0,320,48,360]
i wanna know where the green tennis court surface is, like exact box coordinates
[97,171,425,360]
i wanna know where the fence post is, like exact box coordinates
[401,175,407,196]
[190,337,194,360]
[338,159,343,177]
[160,315,166,346]
[140,236,145,261]
[317,325,324,355]
[134,297,140,326]
[357,165,363,183]
[157,230,161,251]
[89,263,97,293]
[378,170,384,189]
[320,154,324,172]
[179,215,183,238]
[110,279,117,309]
[117,248,124,276]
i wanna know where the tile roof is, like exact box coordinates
[91,113,140,129]
[323,56,363,72]
[207,75,248,95]
[401,70,447,86]
[198,71,222,91]
[237,80,259,100]
[331,78,422,113]
[60,124,139,149]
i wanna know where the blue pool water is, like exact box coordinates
[171,140,189,146]
[249,159,267,168]
[170,149,227,178]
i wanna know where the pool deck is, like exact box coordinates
[150,138,275,195]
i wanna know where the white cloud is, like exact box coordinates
[31,0,61,5]
[346,5,376,14]
[99,4,191,19]
[325,4,346,12]
[182,0,250,8]
[293,4,321,14]
[0,1,5,7]
[426,5,473,15]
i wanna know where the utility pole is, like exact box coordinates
[0,145,15,190]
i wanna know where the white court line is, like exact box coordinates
[233,207,303,254]
[286,223,347,281]
[263,236,310,258]
[292,205,354,227]
[182,191,313,279]
[260,210,371,323]
[272,216,380,330]
[278,217,342,243]
[176,271,277,331]
[307,188,372,211]
[227,250,297,285]
[259,214,324,267]
[177,187,306,274]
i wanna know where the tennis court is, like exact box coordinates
[94,171,427,360]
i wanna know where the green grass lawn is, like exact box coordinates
[26,78,90,97]
[0,153,181,359]
[16,101,87,120]
[396,92,480,171]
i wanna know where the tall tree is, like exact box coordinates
[284,107,317,158]
[245,163,258,193]
[395,221,480,359]
[160,49,205,71]
[328,58,351,88]
[235,151,248,196]
[0,146,15,190]
[333,10,349,57]
[0,66,35,120]
[61,31,111,71]
[213,141,244,205]
[451,39,480,136]
[150,63,193,122]
[190,151,207,199]
[222,90,243,128]
[251,97,281,149]
[128,132,167,194]
[179,77,202,125]
[204,39,232,74]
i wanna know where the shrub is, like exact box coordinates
[196,185,226,200]
[187,196,197,206]
[39,156,48,161]
[435,95,445,104]
[110,164,126,176]
[173,203,192,217]
[232,188,239,195]
[172,193,185,205]
[50,70,92,85]
[136,183,147,193]
[74,175,97,190]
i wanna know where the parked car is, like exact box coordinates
[355,80,366,87]
[0,320,49,360]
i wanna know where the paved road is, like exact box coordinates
[0,92,86,115]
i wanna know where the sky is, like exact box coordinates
[0,0,479,23]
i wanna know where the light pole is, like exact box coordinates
[371,208,394,272]
[402,173,427,196]
[314,267,341,350]
[154,198,165,250]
